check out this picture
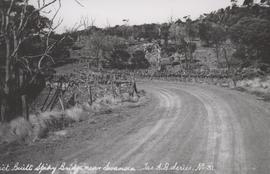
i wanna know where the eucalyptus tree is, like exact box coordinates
[0,0,81,121]
[231,0,270,6]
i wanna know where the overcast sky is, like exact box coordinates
[45,0,238,33]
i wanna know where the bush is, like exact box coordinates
[65,106,87,122]
[0,117,33,144]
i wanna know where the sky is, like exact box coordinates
[43,0,236,33]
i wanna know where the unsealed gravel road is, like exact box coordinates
[60,81,270,174]
[1,81,270,174]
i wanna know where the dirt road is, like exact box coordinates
[56,81,269,174]
[2,81,270,174]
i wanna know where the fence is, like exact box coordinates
[133,69,238,88]
[33,70,137,113]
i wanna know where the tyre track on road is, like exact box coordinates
[113,88,182,168]
[61,81,270,174]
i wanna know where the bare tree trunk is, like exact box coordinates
[97,49,103,71]
[223,48,237,87]
[4,37,11,94]
[88,86,93,105]
[184,50,188,70]
[189,46,193,73]
[21,95,29,119]
[96,50,100,70]
[1,37,11,121]
[223,48,230,76]
[19,71,29,120]
[215,45,220,65]
[0,99,6,122]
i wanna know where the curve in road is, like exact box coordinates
[61,81,270,174]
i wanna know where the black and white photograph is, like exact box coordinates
[0,0,270,173]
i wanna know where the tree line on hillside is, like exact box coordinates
[70,0,270,75]
[199,1,270,72]
[74,28,150,70]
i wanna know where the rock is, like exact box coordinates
[54,130,68,137]
[88,119,97,124]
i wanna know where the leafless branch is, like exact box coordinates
[7,0,15,16]
[65,21,84,33]
[74,0,85,7]
[38,35,67,69]
[18,0,58,35]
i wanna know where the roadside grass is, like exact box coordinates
[233,76,270,102]
[0,92,146,146]
[250,91,270,102]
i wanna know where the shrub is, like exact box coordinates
[9,117,33,143]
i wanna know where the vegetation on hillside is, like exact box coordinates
[67,0,270,75]
[1,0,270,123]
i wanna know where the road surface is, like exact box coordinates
[60,81,270,174]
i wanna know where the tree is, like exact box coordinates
[160,23,170,48]
[0,0,78,121]
[110,50,130,69]
[199,22,227,64]
[85,31,106,69]
[243,0,254,6]
[198,21,212,46]
[231,0,270,6]
[84,31,127,69]
[130,50,150,69]
[210,24,227,64]
[169,18,197,71]
[229,17,270,67]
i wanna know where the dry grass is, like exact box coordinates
[96,94,122,106]
[237,76,270,93]
[91,102,112,114]
[0,123,17,144]
[0,107,86,144]
[236,76,270,102]
[0,90,144,145]
[29,114,49,140]
[121,93,131,102]
[121,93,140,103]
[10,117,33,143]
[53,130,68,137]
[65,106,88,122]
[0,117,33,144]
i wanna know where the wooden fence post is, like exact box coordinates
[20,71,29,120]
[59,91,65,111]
[88,85,93,105]
[111,75,115,98]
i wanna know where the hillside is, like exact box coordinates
[65,4,270,77]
